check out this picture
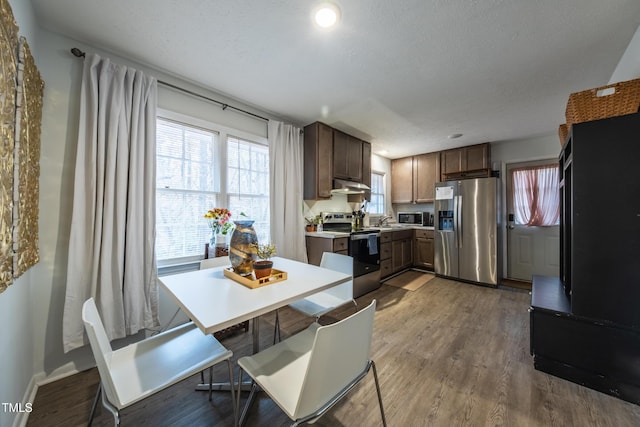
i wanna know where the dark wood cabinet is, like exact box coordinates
[304,122,372,200]
[440,143,490,181]
[390,157,414,203]
[532,112,640,405]
[391,152,440,203]
[361,141,371,189]
[380,232,392,279]
[441,149,461,176]
[333,130,371,182]
[413,152,439,202]
[303,122,333,200]
[305,236,349,266]
[413,229,434,270]
[465,143,490,171]
[391,229,413,273]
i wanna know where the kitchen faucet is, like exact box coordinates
[376,215,392,227]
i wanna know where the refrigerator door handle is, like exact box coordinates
[454,195,459,248]
[457,195,462,248]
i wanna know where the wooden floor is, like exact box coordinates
[27,277,640,427]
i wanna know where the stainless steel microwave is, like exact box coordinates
[398,212,429,225]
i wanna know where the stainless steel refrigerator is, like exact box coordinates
[434,177,501,286]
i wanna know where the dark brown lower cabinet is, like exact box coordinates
[391,230,413,273]
[380,232,392,279]
[305,236,348,266]
[413,229,434,270]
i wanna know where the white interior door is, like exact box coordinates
[506,160,560,281]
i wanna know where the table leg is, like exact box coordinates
[195,316,262,393]
[252,316,260,353]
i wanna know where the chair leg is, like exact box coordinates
[208,367,213,401]
[227,359,237,426]
[88,382,101,426]
[371,361,387,427]
[99,383,121,426]
[236,368,242,426]
[238,368,258,427]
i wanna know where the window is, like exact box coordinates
[369,172,385,214]
[155,113,269,264]
[511,164,560,226]
[227,136,270,244]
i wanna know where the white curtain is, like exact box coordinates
[268,120,307,262]
[63,54,159,353]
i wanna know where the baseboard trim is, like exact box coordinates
[13,375,37,427]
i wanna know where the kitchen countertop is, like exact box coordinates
[306,225,434,238]
[377,225,434,231]
[305,231,351,238]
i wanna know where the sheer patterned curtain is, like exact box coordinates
[63,54,159,353]
[511,164,560,226]
[268,120,307,262]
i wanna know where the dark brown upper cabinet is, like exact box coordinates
[303,122,334,200]
[333,130,363,182]
[440,143,490,181]
[304,122,372,200]
[391,152,440,203]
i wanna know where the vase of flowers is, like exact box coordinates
[204,208,233,256]
[252,243,277,279]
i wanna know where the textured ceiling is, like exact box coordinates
[31,0,640,158]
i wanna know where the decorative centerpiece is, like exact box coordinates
[204,208,233,257]
[252,243,277,279]
[229,218,258,275]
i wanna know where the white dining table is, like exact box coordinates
[160,256,351,353]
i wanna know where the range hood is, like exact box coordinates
[331,178,370,195]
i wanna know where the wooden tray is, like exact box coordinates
[223,267,287,289]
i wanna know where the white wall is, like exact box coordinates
[0,2,39,426]
[609,24,640,84]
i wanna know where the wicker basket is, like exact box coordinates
[565,78,640,128]
[558,123,568,146]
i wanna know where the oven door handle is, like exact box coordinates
[350,233,380,240]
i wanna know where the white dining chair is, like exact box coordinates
[82,298,236,426]
[237,300,386,426]
[274,252,357,342]
[200,255,230,270]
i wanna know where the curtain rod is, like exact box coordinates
[70,47,269,123]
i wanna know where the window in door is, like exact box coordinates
[511,164,560,226]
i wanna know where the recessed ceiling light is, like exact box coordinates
[314,3,340,28]
[448,133,463,139]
